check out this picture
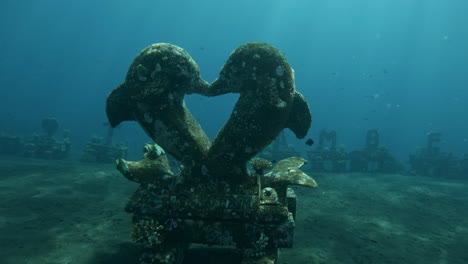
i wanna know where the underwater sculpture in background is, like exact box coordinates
[80,122,128,163]
[409,132,459,178]
[307,129,349,172]
[106,42,316,264]
[0,131,22,155]
[268,131,300,162]
[23,117,71,159]
[349,129,403,173]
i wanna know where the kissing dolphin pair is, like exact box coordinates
[106,42,311,183]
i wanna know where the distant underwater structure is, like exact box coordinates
[307,129,349,172]
[306,129,403,174]
[23,118,71,160]
[80,122,128,163]
[409,132,461,178]
[349,129,404,174]
[270,131,301,161]
[0,132,22,155]
[106,42,316,263]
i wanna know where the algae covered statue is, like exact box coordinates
[106,42,316,264]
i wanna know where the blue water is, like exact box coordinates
[1,0,467,161]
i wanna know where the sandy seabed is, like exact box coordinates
[0,157,467,264]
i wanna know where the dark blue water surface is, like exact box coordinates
[1,0,467,161]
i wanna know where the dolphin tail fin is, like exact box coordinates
[286,92,312,139]
[106,84,134,127]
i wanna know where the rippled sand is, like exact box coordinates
[0,158,467,264]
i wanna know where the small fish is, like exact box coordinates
[305,138,314,146]
[383,68,388,74]
[271,160,277,164]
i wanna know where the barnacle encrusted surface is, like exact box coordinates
[106,43,211,167]
[206,43,312,181]
[107,42,312,183]
[116,143,174,184]
[251,158,273,175]
[107,42,315,264]
[132,219,164,247]
[263,157,317,188]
